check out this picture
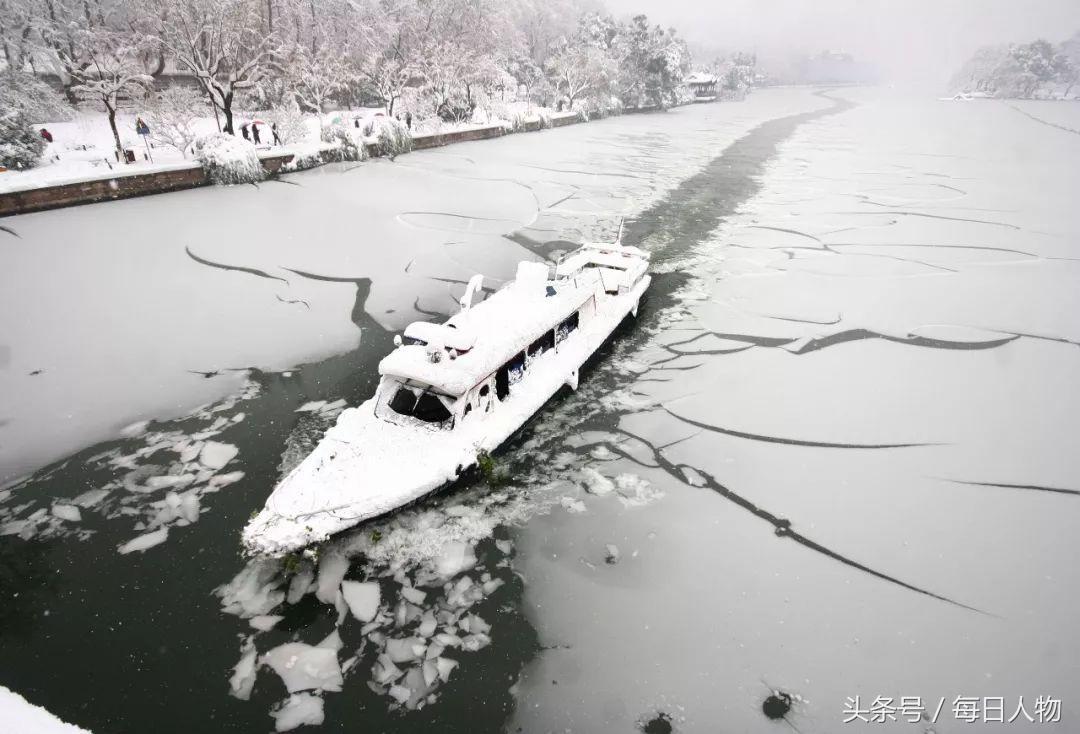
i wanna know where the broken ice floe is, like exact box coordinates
[230,637,259,701]
[199,441,238,470]
[580,467,615,496]
[261,642,343,693]
[341,581,381,622]
[578,468,661,507]
[604,544,621,564]
[249,615,284,632]
[560,497,587,513]
[117,526,168,554]
[0,379,257,549]
[294,399,348,415]
[213,483,552,719]
[270,693,324,732]
[50,504,81,523]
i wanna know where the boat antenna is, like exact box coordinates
[616,218,625,246]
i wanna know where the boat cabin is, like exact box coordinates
[375,261,599,431]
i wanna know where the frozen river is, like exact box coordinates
[1,89,1078,733]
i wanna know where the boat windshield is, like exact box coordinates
[378,381,455,428]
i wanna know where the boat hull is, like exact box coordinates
[243,275,650,555]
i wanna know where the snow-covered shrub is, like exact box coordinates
[0,110,45,170]
[583,96,623,120]
[192,133,265,185]
[270,99,309,145]
[320,123,366,162]
[282,149,324,172]
[363,116,412,158]
[144,86,206,158]
[0,70,72,124]
[485,102,531,132]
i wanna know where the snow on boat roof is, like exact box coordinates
[403,321,476,351]
[379,267,598,397]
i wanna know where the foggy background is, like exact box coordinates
[604,0,1080,89]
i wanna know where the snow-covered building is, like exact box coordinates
[798,50,877,84]
[686,73,718,102]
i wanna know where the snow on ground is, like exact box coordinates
[0,107,390,194]
[0,102,563,195]
[0,89,824,486]
[0,686,91,733]
[0,111,216,193]
[507,88,1080,733]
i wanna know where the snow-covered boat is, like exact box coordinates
[243,238,651,555]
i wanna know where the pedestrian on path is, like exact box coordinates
[252,123,261,145]
[272,123,281,146]
[40,128,53,143]
[241,123,250,141]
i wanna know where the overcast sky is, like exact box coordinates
[603,0,1080,88]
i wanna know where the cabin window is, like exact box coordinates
[479,385,490,397]
[507,351,526,384]
[495,366,509,400]
[414,393,452,423]
[528,331,555,361]
[556,311,579,343]
[402,336,427,346]
[463,403,473,417]
[389,386,417,414]
[386,385,452,425]
[496,351,526,401]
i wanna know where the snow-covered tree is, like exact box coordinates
[546,42,614,110]
[505,54,545,104]
[510,0,590,66]
[952,37,1077,98]
[286,45,350,128]
[143,85,207,157]
[1062,30,1080,72]
[269,97,307,144]
[356,0,420,115]
[1051,49,1077,97]
[0,108,44,169]
[719,51,756,95]
[0,0,36,70]
[609,15,687,108]
[29,0,108,102]
[0,69,72,123]
[949,44,1010,95]
[151,0,278,134]
[551,12,689,112]
[69,28,153,159]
